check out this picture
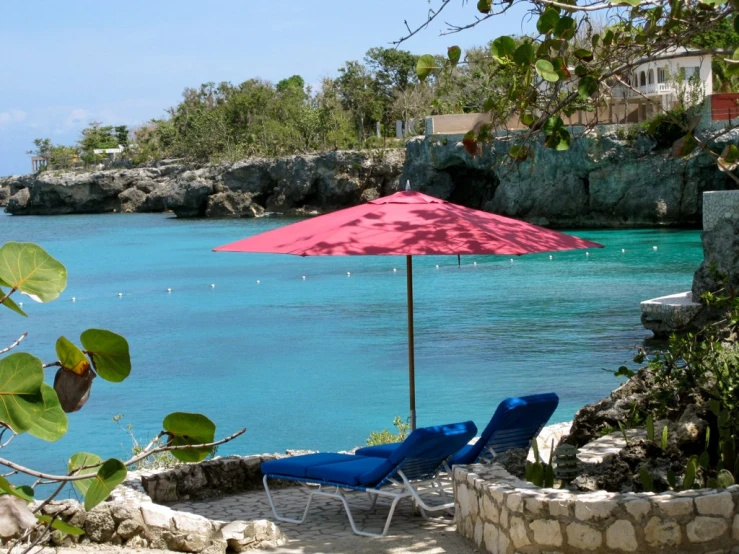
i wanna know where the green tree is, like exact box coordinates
[336,61,381,144]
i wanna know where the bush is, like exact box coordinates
[366,416,410,446]
[645,107,693,150]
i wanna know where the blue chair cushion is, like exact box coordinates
[306,456,395,487]
[387,421,476,468]
[355,443,399,458]
[262,453,351,478]
[450,444,476,465]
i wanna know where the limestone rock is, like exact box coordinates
[222,519,286,551]
[7,187,30,211]
[205,191,263,218]
[83,506,116,543]
[118,187,147,213]
[0,496,37,538]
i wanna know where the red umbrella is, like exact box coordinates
[215,190,603,429]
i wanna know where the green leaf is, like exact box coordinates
[639,468,654,492]
[672,134,698,158]
[0,353,44,434]
[163,412,216,463]
[535,59,559,82]
[667,469,677,489]
[483,97,497,112]
[646,415,654,442]
[477,0,492,12]
[69,452,104,497]
[56,337,91,376]
[79,329,131,383]
[700,0,727,6]
[574,48,594,62]
[35,515,84,536]
[684,456,697,489]
[447,46,462,67]
[543,464,555,488]
[509,145,531,161]
[552,57,570,79]
[661,425,668,451]
[28,383,68,442]
[591,34,600,49]
[0,288,27,317]
[0,242,67,303]
[513,43,535,67]
[554,129,571,151]
[609,0,641,5]
[491,36,516,62]
[416,55,437,82]
[553,16,575,39]
[717,469,735,488]
[537,7,560,34]
[543,116,564,135]
[603,30,614,46]
[84,458,127,511]
[0,476,34,502]
[520,112,535,127]
[699,451,710,469]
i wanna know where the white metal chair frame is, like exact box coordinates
[263,464,454,538]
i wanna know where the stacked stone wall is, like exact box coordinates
[455,463,739,553]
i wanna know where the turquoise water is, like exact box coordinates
[1,212,702,483]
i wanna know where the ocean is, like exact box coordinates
[0,212,702,485]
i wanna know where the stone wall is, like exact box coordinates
[29,454,286,553]
[455,463,739,553]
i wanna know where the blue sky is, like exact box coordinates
[0,1,529,176]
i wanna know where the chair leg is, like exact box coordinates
[336,489,405,538]
[263,475,315,524]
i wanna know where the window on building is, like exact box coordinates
[640,71,646,87]
[685,66,700,80]
[657,68,666,83]
[648,70,654,85]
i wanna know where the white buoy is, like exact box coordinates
[18,302,22,307]
[302,276,306,280]
[653,246,658,251]
[586,252,590,257]
[549,255,553,260]
[210,284,216,288]
[622,248,626,253]
[393,268,397,272]
[256,280,260,284]
[346,272,351,276]
[71,297,76,302]
[473,262,477,266]
[435,265,439,269]
[166,288,172,293]
[117,292,123,297]
[510,259,514,263]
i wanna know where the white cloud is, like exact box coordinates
[0,109,27,129]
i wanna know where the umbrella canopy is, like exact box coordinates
[215,190,603,429]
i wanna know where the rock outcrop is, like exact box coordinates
[3,128,737,224]
[2,150,405,218]
[402,128,738,228]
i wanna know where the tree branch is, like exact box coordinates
[0,428,246,482]
[0,333,27,356]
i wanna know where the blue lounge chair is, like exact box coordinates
[261,421,477,537]
[355,393,559,465]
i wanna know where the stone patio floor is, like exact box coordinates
[168,487,479,553]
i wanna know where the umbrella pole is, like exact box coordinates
[406,255,416,431]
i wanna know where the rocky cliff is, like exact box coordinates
[2,128,737,225]
[401,128,738,228]
[0,150,405,218]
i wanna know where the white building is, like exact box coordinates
[611,47,712,112]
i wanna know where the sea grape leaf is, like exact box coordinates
[0,476,34,502]
[553,16,575,39]
[0,353,44,434]
[462,130,480,156]
[543,116,564,135]
[537,7,560,34]
[477,0,492,13]
[163,412,216,463]
[53,367,95,413]
[80,329,131,383]
[513,43,535,67]
[717,469,735,488]
[416,55,437,81]
[35,515,84,536]
[578,76,599,99]
[0,288,27,317]
[84,458,127,511]
[0,242,67,303]
[69,452,104,497]
[28,383,68,442]
[574,48,594,62]
[56,337,90,376]
[535,59,559,82]
[447,46,462,66]
[509,145,531,161]
[491,36,516,62]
